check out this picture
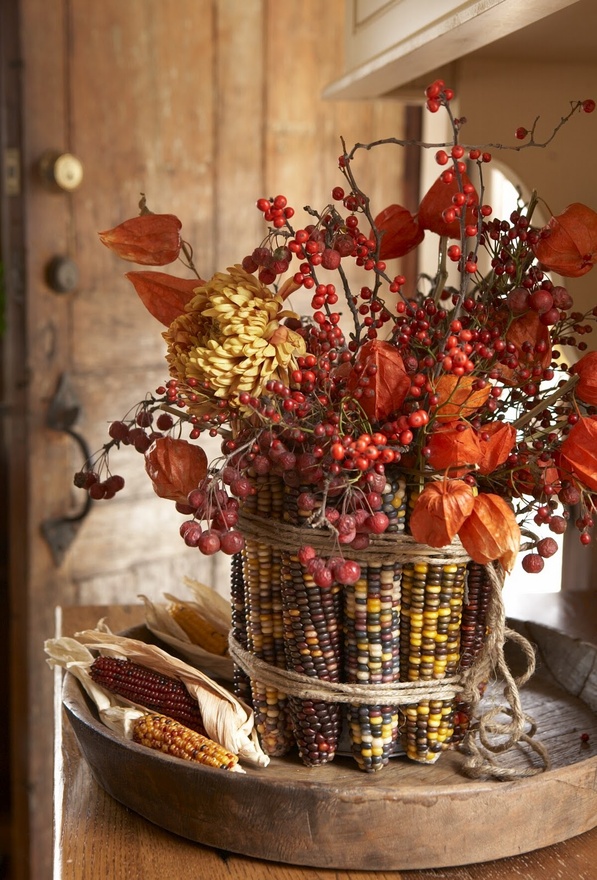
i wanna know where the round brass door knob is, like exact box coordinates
[45,256,79,293]
[38,150,84,191]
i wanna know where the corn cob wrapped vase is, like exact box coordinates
[239,471,294,757]
[232,473,485,774]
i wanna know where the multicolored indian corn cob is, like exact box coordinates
[342,476,407,772]
[344,561,402,772]
[381,474,408,533]
[279,549,343,766]
[132,713,238,769]
[230,551,251,701]
[278,485,344,766]
[89,655,206,736]
[241,471,294,756]
[451,560,493,744]
[168,602,229,656]
[398,558,466,763]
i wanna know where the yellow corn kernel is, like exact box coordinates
[169,603,229,656]
[132,713,238,770]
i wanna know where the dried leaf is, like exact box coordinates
[99,213,182,265]
[140,591,233,682]
[125,271,202,326]
[532,202,597,278]
[371,204,425,259]
[346,339,410,422]
[145,436,208,504]
[458,494,521,572]
[409,479,475,547]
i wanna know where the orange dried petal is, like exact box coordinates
[559,416,597,492]
[371,204,424,259]
[477,422,516,475]
[532,203,597,278]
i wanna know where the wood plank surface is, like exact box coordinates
[54,601,597,879]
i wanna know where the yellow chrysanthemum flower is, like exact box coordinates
[163,265,305,412]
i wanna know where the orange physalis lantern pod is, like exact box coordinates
[126,272,203,326]
[99,213,182,265]
[432,375,491,420]
[145,436,208,505]
[458,494,521,572]
[571,351,597,405]
[409,479,475,547]
[477,422,516,475]
[346,339,410,422]
[499,311,552,383]
[426,421,483,475]
[532,202,597,278]
[559,416,597,492]
[511,461,560,499]
[372,204,425,260]
[418,171,479,239]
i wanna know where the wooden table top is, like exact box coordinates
[53,596,597,880]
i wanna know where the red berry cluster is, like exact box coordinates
[424,79,454,114]
[179,473,246,556]
[73,469,125,500]
[73,403,175,500]
[297,545,361,587]
[242,243,292,285]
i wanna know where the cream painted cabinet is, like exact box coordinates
[325,0,583,99]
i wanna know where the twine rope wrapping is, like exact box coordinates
[234,510,550,779]
[237,510,472,565]
[228,635,464,704]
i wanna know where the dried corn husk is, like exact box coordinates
[45,621,268,769]
[141,578,233,681]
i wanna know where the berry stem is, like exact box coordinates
[512,374,579,430]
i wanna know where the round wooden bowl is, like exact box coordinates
[62,620,597,870]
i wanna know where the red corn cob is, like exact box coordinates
[89,655,206,736]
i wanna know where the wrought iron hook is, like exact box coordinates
[42,372,93,565]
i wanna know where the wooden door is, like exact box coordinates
[2,1,409,877]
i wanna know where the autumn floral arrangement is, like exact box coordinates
[77,82,597,590]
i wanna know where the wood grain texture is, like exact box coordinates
[17,2,416,876]
[54,603,597,878]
